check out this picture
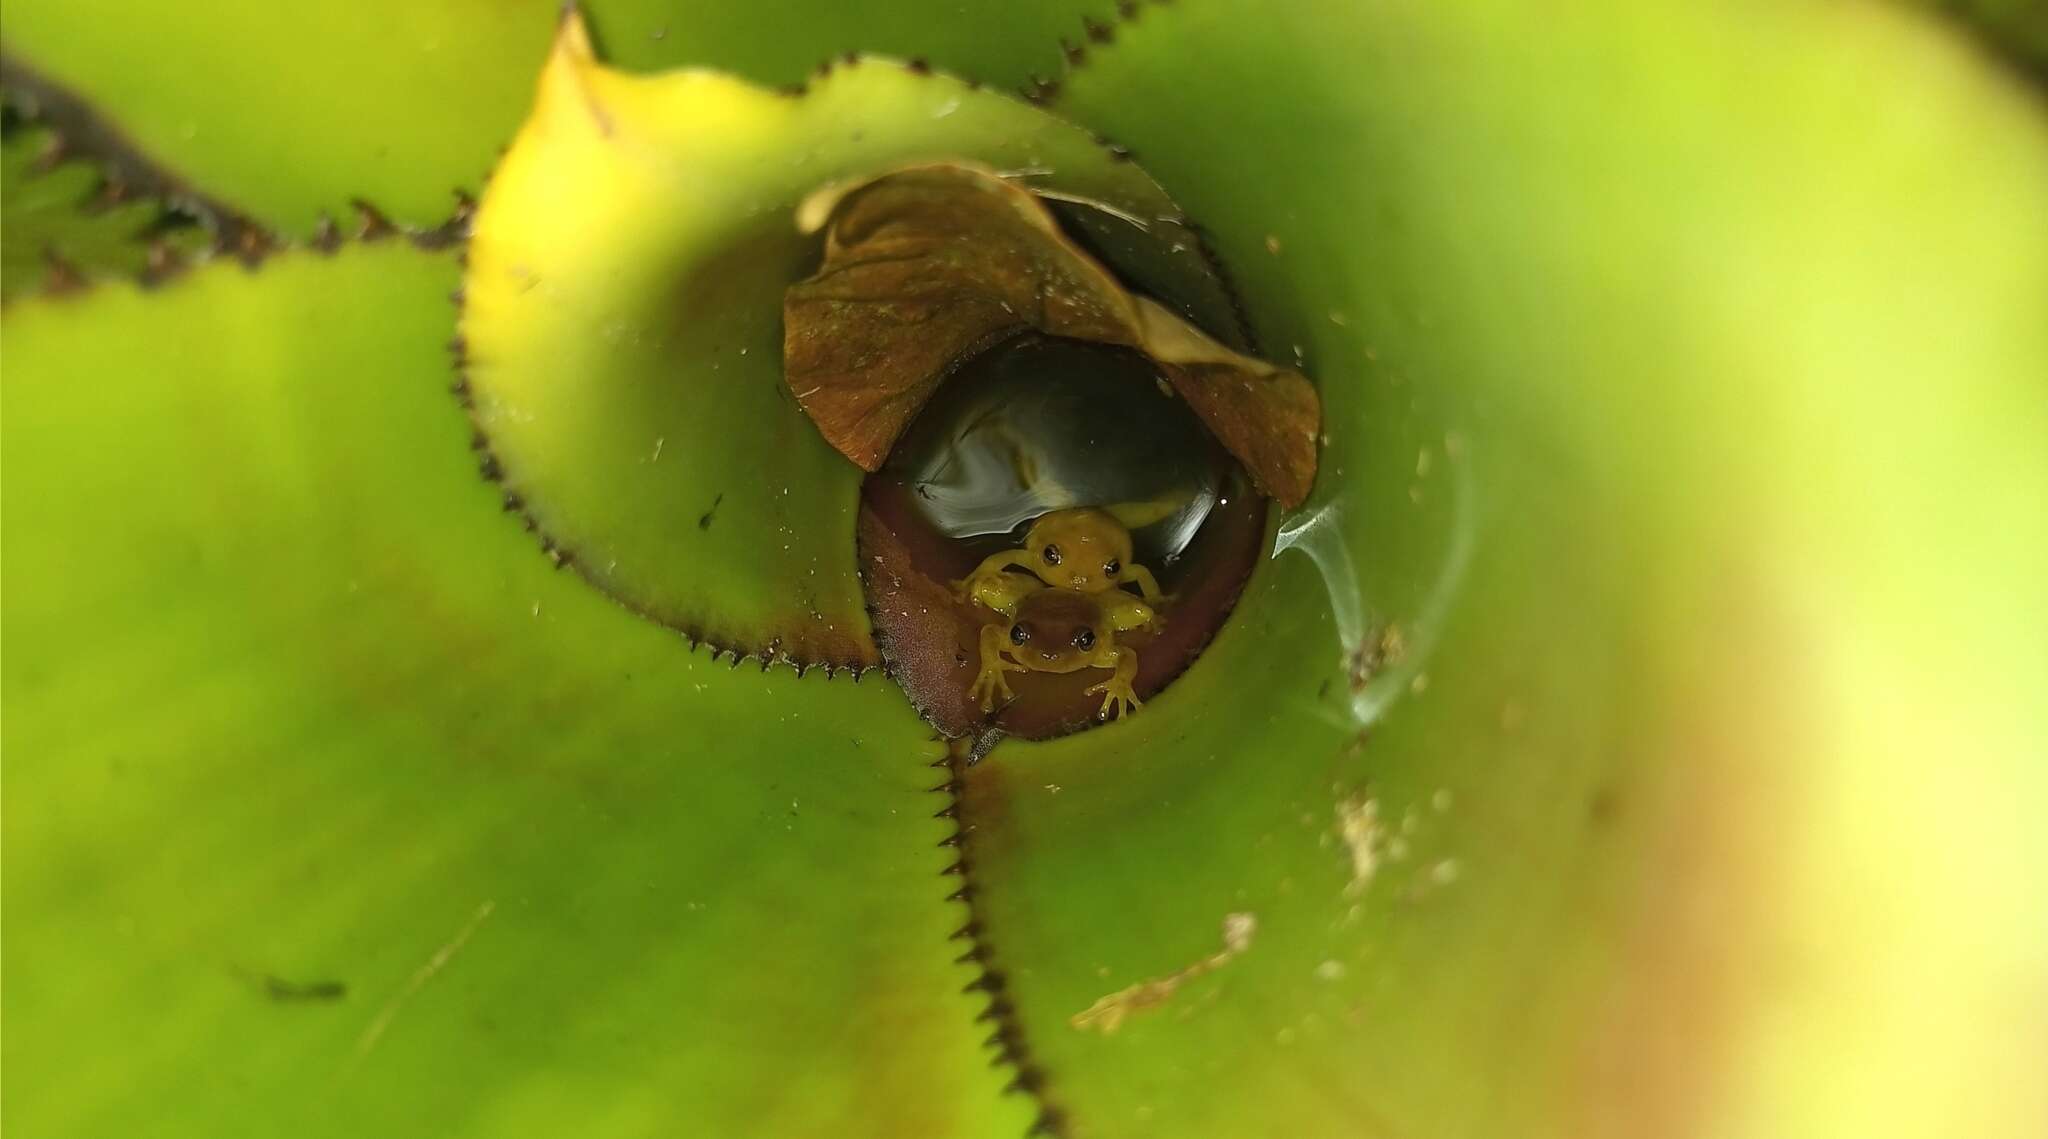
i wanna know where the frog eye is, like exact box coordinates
[1071,627,1096,650]
[1010,622,1032,645]
[1103,557,1121,577]
[1041,544,1061,566]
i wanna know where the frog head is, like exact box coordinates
[1004,588,1111,673]
[1022,507,1136,593]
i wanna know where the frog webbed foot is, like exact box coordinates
[1085,645,1143,720]
[970,659,1024,710]
[1085,675,1142,720]
[970,625,1026,711]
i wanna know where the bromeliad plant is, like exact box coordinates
[4,3,2046,1138]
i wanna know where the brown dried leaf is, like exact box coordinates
[784,164,1322,507]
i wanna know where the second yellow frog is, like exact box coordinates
[956,507,1166,599]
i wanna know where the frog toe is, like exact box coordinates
[1085,680,1143,720]
[970,666,1019,710]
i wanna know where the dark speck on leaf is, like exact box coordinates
[1589,786,1622,825]
[254,973,348,1003]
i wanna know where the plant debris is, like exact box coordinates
[1335,795,1382,897]
[1069,912,1257,1034]
[785,163,1321,507]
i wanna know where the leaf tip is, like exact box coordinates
[552,3,596,65]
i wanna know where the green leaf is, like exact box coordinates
[923,1,2048,1135]
[0,0,1115,235]
[459,16,1200,668]
[0,245,1032,1138]
[1921,0,2048,78]
[0,114,205,297]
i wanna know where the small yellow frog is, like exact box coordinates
[956,506,1171,720]
[955,507,1167,599]
[966,575,1156,719]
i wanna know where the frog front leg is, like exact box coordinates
[959,569,1043,622]
[969,623,1026,710]
[1102,593,1158,635]
[1084,645,1143,720]
[1118,563,1168,604]
[953,550,1038,602]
